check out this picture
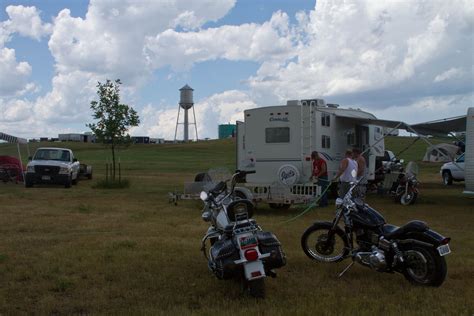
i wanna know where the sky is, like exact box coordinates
[0,0,472,140]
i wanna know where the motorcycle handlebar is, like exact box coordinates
[235,170,256,176]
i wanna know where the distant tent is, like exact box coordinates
[422,143,460,162]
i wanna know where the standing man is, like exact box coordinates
[334,150,358,198]
[311,151,328,207]
[353,147,367,200]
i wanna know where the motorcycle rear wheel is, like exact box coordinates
[403,245,447,286]
[247,278,265,298]
[301,221,349,262]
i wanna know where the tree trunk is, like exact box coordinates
[111,142,116,181]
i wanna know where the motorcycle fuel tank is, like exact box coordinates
[351,202,386,228]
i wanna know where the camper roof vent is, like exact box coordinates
[286,100,300,106]
[301,98,326,107]
[327,103,339,108]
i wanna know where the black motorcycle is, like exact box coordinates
[301,178,450,286]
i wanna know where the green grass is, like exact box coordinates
[0,138,473,315]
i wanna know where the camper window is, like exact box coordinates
[322,135,331,148]
[322,113,330,127]
[347,131,355,145]
[265,127,290,143]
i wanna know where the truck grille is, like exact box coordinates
[35,165,60,175]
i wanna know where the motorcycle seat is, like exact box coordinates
[383,220,429,240]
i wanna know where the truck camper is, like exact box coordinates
[236,99,385,207]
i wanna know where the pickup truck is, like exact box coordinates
[440,153,465,185]
[25,147,80,188]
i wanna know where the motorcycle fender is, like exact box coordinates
[243,260,266,281]
[398,229,449,248]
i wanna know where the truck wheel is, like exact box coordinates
[64,175,72,188]
[72,176,78,185]
[87,173,92,180]
[25,179,33,188]
[442,171,452,185]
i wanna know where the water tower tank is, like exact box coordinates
[179,84,194,110]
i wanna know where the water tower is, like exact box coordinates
[174,84,198,142]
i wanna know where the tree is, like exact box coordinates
[87,79,140,181]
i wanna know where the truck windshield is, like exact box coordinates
[34,149,70,162]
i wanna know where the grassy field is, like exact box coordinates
[0,138,473,315]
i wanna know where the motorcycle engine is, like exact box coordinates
[369,248,386,271]
[356,246,387,271]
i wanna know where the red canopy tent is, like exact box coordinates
[0,132,29,183]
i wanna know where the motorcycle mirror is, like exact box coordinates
[200,191,208,201]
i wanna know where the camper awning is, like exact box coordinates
[410,115,466,136]
[326,111,467,136]
[0,132,27,144]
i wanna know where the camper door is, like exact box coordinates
[356,124,384,180]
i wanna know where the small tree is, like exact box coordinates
[87,79,140,181]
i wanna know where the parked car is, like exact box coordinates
[440,153,465,185]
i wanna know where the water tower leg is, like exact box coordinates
[184,109,189,142]
[174,105,181,143]
[192,105,198,141]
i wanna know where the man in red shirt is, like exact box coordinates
[311,151,328,207]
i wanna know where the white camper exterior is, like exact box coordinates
[236,99,385,205]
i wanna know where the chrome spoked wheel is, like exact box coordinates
[301,222,349,263]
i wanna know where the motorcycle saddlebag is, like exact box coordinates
[210,238,240,280]
[257,231,286,270]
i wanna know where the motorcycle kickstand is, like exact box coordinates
[337,261,355,278]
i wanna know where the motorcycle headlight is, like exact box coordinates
[59,167,70,174]
[200,191,208,202]
[27,165,35,173]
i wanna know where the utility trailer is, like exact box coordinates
[168,169,253,205]
[236,99,385,208]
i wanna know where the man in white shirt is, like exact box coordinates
[334,150,358,198]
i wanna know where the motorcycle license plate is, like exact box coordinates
[239,235,257,249]
[437,244,451,256]
[42,175,51,181]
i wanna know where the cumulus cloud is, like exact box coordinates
[0,5,51,97]
[0,47,32,96]
[3,5,52,40]
[1,0,472,139]
[434,68,465,83]
[144,11,294,71]
[248,0,473,107]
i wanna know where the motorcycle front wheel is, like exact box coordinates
[400,191,418,205]
[301,221,349,262]
[402,245,447,286]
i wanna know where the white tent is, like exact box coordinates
[422,143,460,162]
